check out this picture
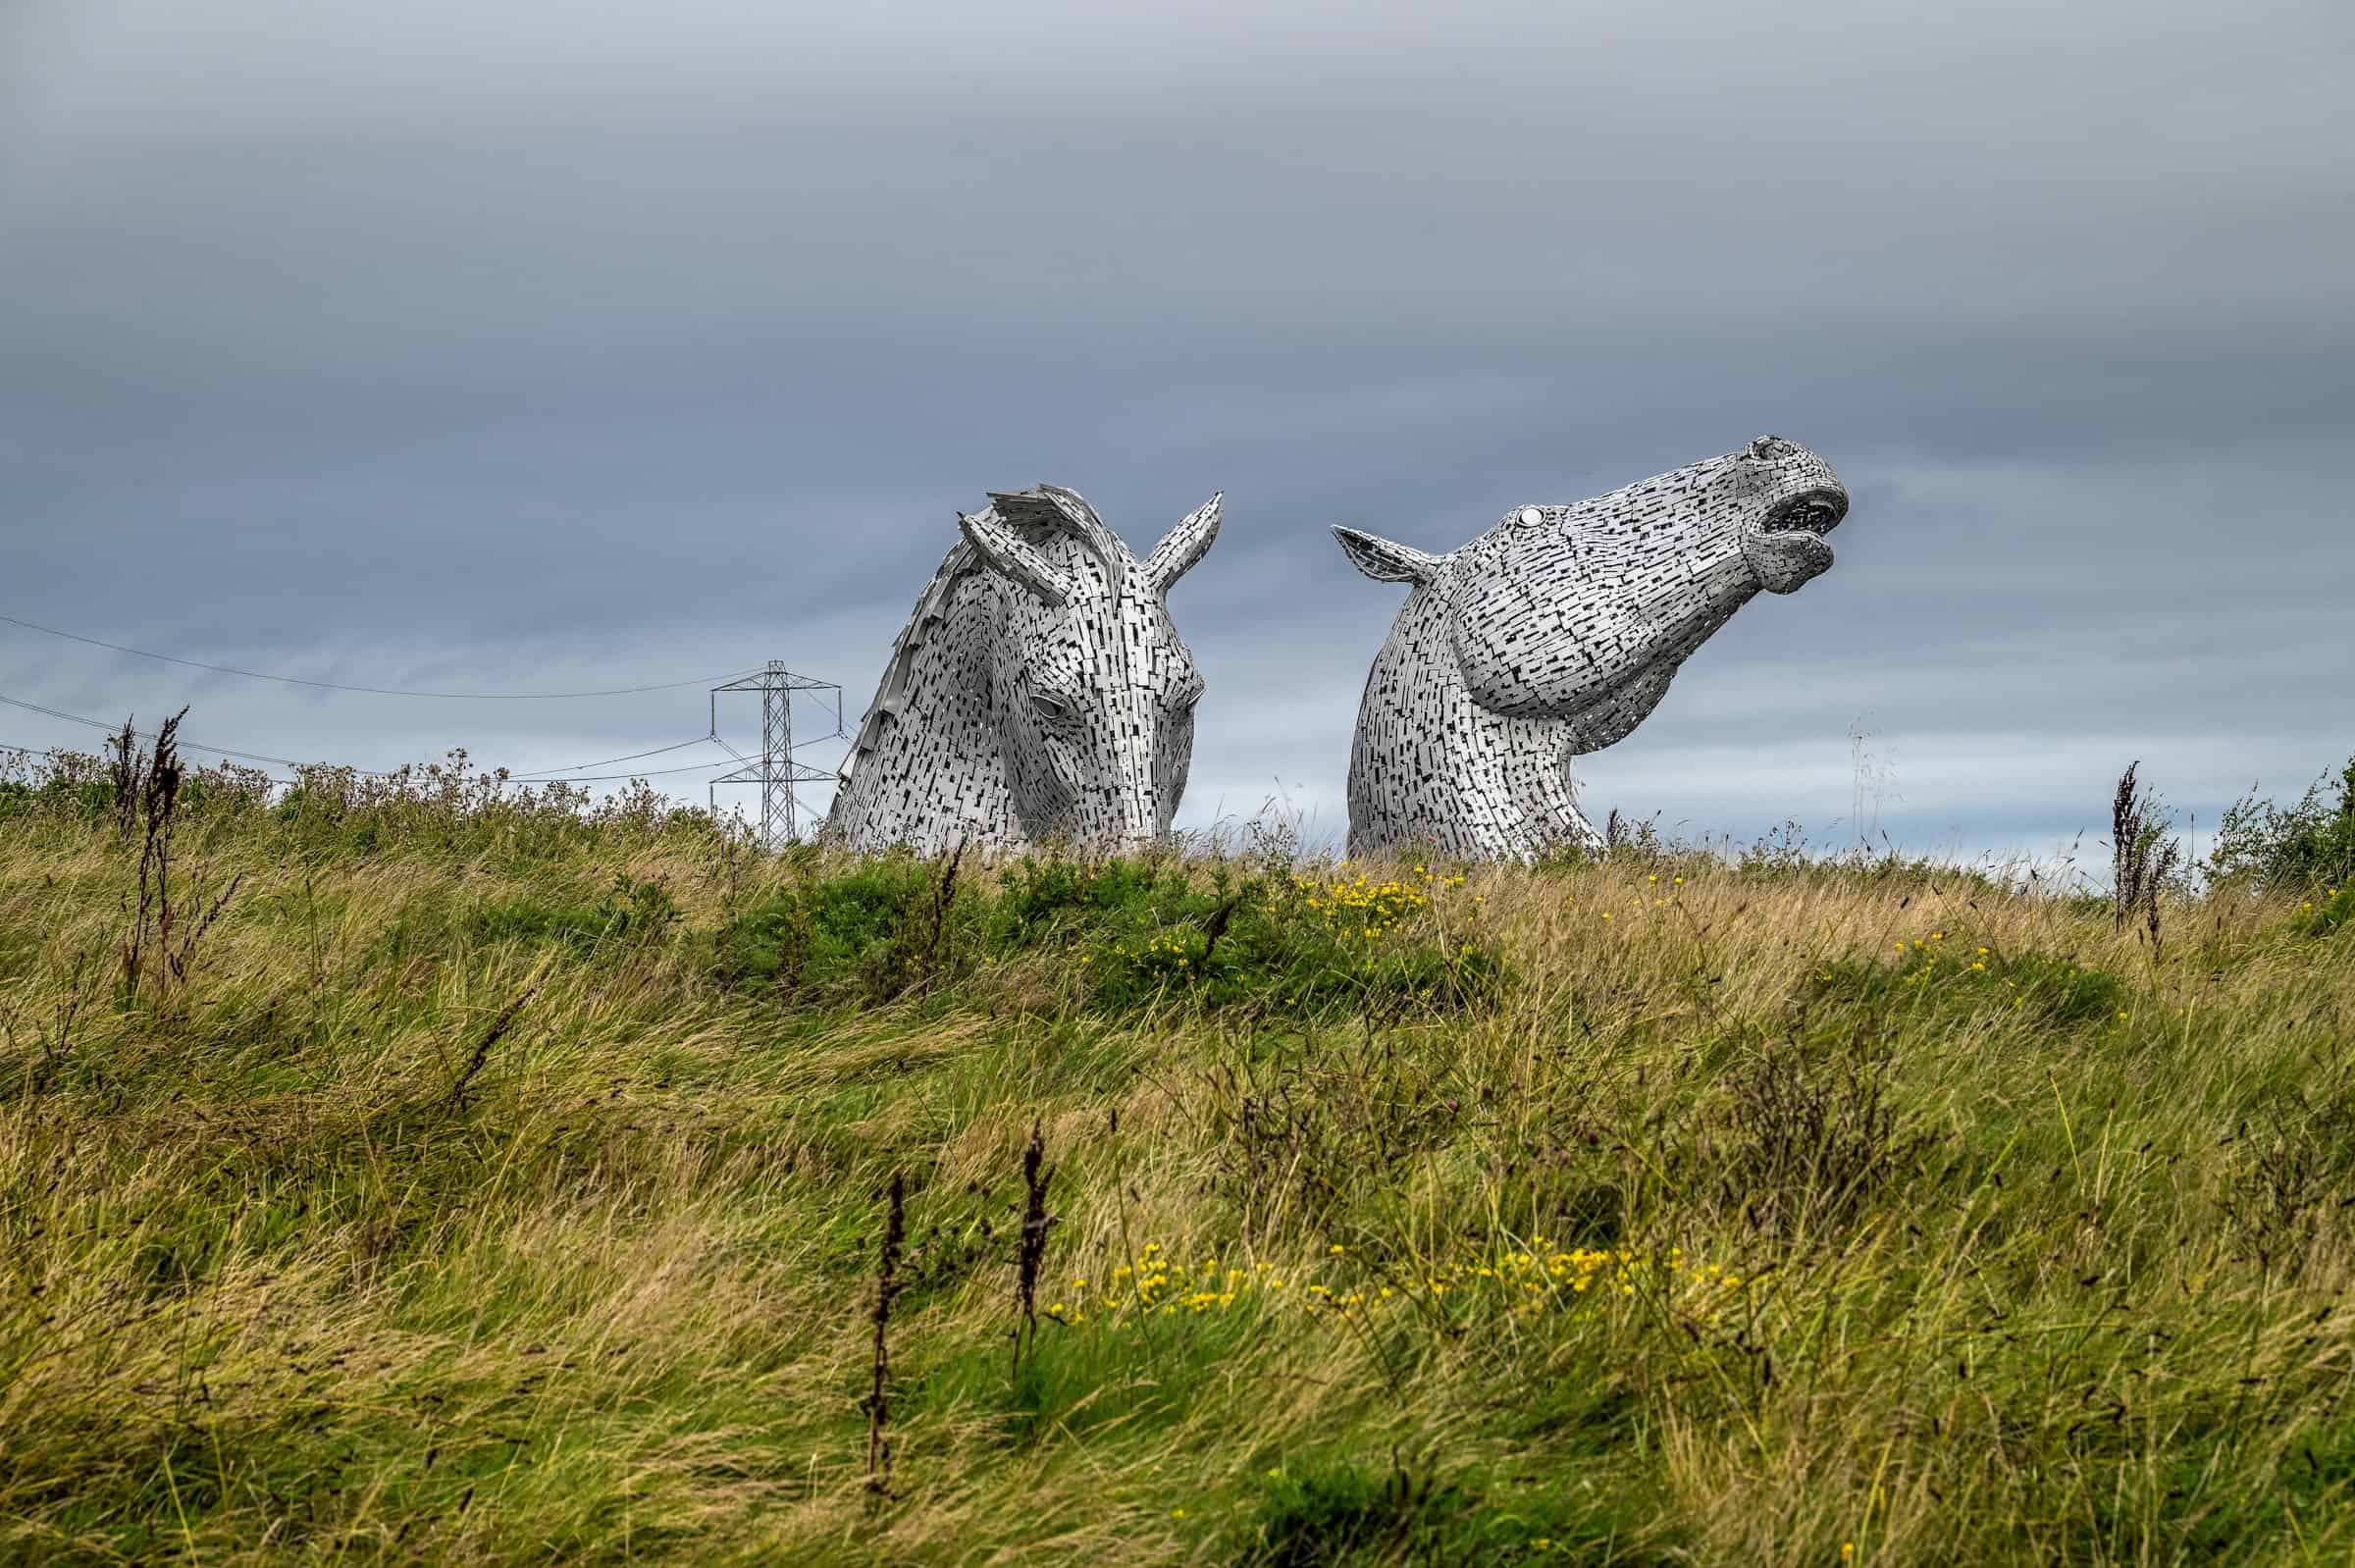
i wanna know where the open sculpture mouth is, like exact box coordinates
[1754,488,1849,539]
[1742,487,1848,594]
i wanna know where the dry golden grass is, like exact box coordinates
[1,768,2351,1564]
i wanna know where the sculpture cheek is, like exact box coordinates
[1444,568,1619,719]
[1448,617,1524,708]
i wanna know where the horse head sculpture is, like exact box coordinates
[830,484,1223,853]
[1334,437,1850,858]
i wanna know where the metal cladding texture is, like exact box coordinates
[828,484,1223,854]
[1334,436,1851,860]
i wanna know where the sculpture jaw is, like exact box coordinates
[1740,485,1847,595]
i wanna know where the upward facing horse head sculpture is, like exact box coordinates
[1334,436,1852,859]
[829,484,1223,854]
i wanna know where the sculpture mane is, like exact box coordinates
[1334,436,1850,859]
[829,484,1222,854]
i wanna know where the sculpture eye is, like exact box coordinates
[1029,688,1081,727]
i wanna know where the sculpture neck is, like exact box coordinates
[1347,586,1601,859]
[830,570,1017,854]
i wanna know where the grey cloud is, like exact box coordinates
[2,0,2348,855]
[10,0,2351,349]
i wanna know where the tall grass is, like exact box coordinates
[1,754,2351,1563]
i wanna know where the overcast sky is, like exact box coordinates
[4,0,2349,862]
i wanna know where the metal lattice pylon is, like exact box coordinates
[710,661,842,851]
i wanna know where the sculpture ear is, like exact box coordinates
[1332,525,1445,585]
[1144,493,1223,595]
[960,508,1073,607]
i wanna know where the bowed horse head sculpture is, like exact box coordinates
[830,484,1223,854]
[1334,435,1849,860]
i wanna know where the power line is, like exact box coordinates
[0,692,737,785]
[0,611,756,700]
[507,758,747,782]
[0,692,374,775]
[0,642,852,800]
[502,736,719,779]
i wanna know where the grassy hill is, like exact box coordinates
[3,750,2352,1565]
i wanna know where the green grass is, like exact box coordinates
[3,763,2354,1563]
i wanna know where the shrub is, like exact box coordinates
[1077,867,1506,1021]
[712,852,965,1001]
[986,854,1183,944]
[2210,755,2355,892]
[712,855,1511,1021]
[469,874,679,954]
